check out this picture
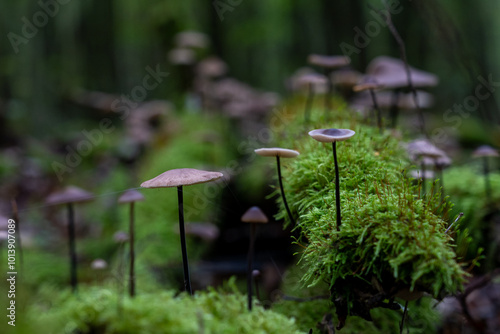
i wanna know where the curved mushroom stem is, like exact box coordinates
[399,300,409,334]
[129,202,135,297]
[177,186,192,295]
[276,156,295,225]
[247,224,256,311]
[67,203,78,294]
[368,88,383,133]
[332,142,341,231]
[304,82,314,123]
[483,156,492,204]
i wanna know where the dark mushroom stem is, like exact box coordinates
[332,142,341,231]
[129,202,136,297]
[482,156,492,204]
[177,186,192,295]
[368,88,383,133]
[276,156,295,225]
[67,203,78,294]
[304,82,314,123]
[421,161,427,197]
[247,224,257,310]
[399,300,409,334]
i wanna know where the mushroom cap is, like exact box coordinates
[196,56,228,78]
[118,189,145,204]
[330,68,364,87]
[308,128,356,143]
[184,222,220,242]
[308,54,350,68]
[435,154,452,169]
[366,56,439,89]
[140,168,223,188]
[45,186,94,205]
[353,81,384,92]
[472,145,499,158]
[90,259,108,270]
[167,48,196,65]
[407,139,444,159]
[294,73,328,93]
[113,231,129,243]
[254,148,300,158]
[350,90,434,110]
[241,206,268,224]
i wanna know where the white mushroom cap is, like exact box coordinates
[472,145,499,158]
[308,128,356,143]
[254,148,300,158]
[45,186,94,205]
[113,231,129,243]
[90,259,108,270]
[141,168,223,188]
[308,54,350,68]
[118,189,145,204]
[241,206,268,224]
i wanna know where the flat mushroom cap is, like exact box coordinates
[254,148,300,158]
[308,54,351,68]
[353,82,384,92]
[241,206,268,224]
[407,139,444,159]
[472,145,499,158]
[45,186,94,205]
[118,189,145,204]
[308,128,356,143]
[141,168,223,188]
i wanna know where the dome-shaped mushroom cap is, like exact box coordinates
[118,189,145,204]
[254,148,300,158]
[366,56,438,89]
[45,186,94,205]
[308,128,356,143]
[407,139,444,159]
[308,54,350,68]
[141,168,223,188]
[472,145,499,158]
[241,206,268,224]
[435,154,452,169]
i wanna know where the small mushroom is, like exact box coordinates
[241,206,268,310]
[295,73,328,123]
[141,168,223,295]
[353,79,385,133]
[118,189,145,297]
[45,186,94,293]
[91,258,108,270]
[472,145,499,204]
[255,148,299,225]
[407,139,445,196]
[309,129,356,231]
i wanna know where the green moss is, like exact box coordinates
[26,280,302,334]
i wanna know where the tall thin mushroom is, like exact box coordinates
[140,168,223,295]
[241,206,268,311]
[353,80,384,133]
[45,186,94,293]
[308,129,356,231]
[472,145,499,205]
[118,189,145,297]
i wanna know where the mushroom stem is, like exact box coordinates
[67,203,78,294]
[129,202,135,297]
[177,186,192,295]
[483,156,492,204]
[399,300,409,334]
[247,224,256,311]
[304,82,314,123]
[368,88,383,133]
[276,156,295,225]
[332,142,341,231]
[421,161,426,197]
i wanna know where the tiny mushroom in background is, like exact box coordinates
[91,258,108,270]
[353,79,385,133]
[407,139,445,196]
[241,206,268,311]
[472,145,499,204]
[45,186,94,294]
[295,73,328,123]
[118,189,145,297]
[255,148,300,225]
[307,54,350,115]
[309,129,356,231]
[184,222,220,242]
[141,168,223,295]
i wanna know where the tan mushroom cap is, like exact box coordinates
[141,168,223,188]
[254,148,300,158]
[308,54,350,68]
[45,186,94,205]
[241,206,268,224]
[472,145,499,158]
[118,189,145,204]
[308,128,356,143]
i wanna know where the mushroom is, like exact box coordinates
[307,54,350,116]
[472,145,499,204]
[407,139,445,196]
[241,206,268,310]
[308,129,355,230]
[254,148,300,225]
[118,189,145,297]
[140,168,223,295]
[295,73,328,123]
[353,79,385,133]
[45,186,94,293]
